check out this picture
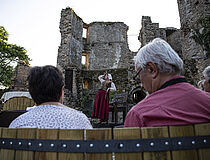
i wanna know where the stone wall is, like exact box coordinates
[57,8,84,107]
[138,16,182,55]
[87,22,136,69]
[75,67,142,117]
[137,14,209,84]
[58,2,210,115]
[166,29,182,55]
[11,61,30,91]
[57,7,83,71]
[57,7,140,108]
[138,16,167,47]
[177,0,210,84]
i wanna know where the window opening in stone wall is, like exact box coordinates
[83,80,89,89]
[82,28,87,38]
[83,24,89,42]
[65,69,73,92]
[82,53,89,69]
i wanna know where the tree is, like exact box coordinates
[0,26,31,88]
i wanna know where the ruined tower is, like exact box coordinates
[57,8,138,109]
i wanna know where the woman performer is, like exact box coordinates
[91,72,116,123]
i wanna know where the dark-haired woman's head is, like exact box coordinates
[28,65,64,105]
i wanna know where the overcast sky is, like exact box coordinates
[0,0,180,67]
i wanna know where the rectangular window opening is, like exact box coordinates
[82,53,89,69]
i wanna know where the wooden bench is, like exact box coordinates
[1,123,210,160]
[0,97,35,128]
[109,92,128,124]
[3,97,35,111]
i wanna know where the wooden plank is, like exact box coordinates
[15,128,36,160]
[17,97,22,110]
[16,97,20,110]
[0,128,17,160]
[3,99,9,110]
[86,128,112,160]
[23,97,29,110]
[169,125,197,160]
[13,98,16,110]
[2,101,6,110]
[194,123,210,160]
[113,128,142,160]
[58,129,84,160]
[141,126,171,160]
[35,129,58,160]
[20,97,25,110]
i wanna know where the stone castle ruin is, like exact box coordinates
[11,0,210,118]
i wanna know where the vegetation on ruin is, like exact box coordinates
[0,26,31,88]
[191,16,210,58]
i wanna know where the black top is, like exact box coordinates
[158,77,187,91]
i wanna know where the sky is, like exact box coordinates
[0,0,180,67]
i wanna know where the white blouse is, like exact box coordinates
[9,104,93,129]
[98,75,116,91]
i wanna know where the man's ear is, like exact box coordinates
[59,86,64,103]
[146,62,159,79]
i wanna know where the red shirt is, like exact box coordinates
[124,77,210,128]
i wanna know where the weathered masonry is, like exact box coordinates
[56,0,209,117]
[57,8,143,117]
[10,1,209,119]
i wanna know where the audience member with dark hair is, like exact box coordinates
[124,38,210,128]
[9,65,92,129]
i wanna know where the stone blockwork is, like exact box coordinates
[177,0,210,84]
[11,61,30,91]
[57,8,84,107]
[139,16,182,55]
[10,1,209,117]
[57,7,84,71]
[87,22,135,69]
[139,16,166,46]
[57,7,139,109]
[77,68,133,117]
[56,1,209,116]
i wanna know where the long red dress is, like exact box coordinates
[91,81,110,121]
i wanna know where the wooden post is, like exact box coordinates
[16,128,36,160]
[35,129,58,160]
[86,128,112,160]
[113,127,142,160]
[141,126,171,160]
[58,129,85,160]
[0,128,17,160]
[194,123,210,160]
[169,125,197,160]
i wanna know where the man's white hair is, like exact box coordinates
[134,38,184,74]
[203,66,210,82]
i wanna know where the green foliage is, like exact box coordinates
[191,16,210,57]
[0,26,31,88]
